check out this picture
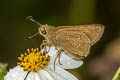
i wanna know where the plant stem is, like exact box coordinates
[112,67,120,80]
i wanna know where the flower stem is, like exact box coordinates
[24,71,30,80]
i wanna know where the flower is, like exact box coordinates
[4,46,83,80]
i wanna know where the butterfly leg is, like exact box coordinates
[40,43,45,50]
[58,52,62,65]
[40,40,47,50]
[54,50,62,70]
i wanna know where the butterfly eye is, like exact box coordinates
[41,29,47,35]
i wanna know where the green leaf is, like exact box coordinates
[0,63,8,80]
[112,67,120,80]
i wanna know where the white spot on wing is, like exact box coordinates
[67,37,70,40]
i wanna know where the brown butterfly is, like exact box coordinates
[26,16,104,69]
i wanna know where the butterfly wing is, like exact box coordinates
[57,24,104,46]
[55,31,90,59]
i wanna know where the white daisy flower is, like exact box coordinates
[4,46,83,80]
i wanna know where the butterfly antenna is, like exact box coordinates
[26,16,42,26]
[25,32,39,40]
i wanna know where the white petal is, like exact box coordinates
[43,46,83,69]
[26,72,40,80]
[46,46,58,56]
[47,65,78,80]
[38,70,55,80]
[45,68,66,80]
[4,66,27,80]
[49,51,83,69]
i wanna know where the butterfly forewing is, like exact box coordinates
[55,30,90,59]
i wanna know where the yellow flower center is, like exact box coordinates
[17,48,50,72]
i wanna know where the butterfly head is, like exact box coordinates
[39,24,49,37]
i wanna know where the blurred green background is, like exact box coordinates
[0,0,120,80]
